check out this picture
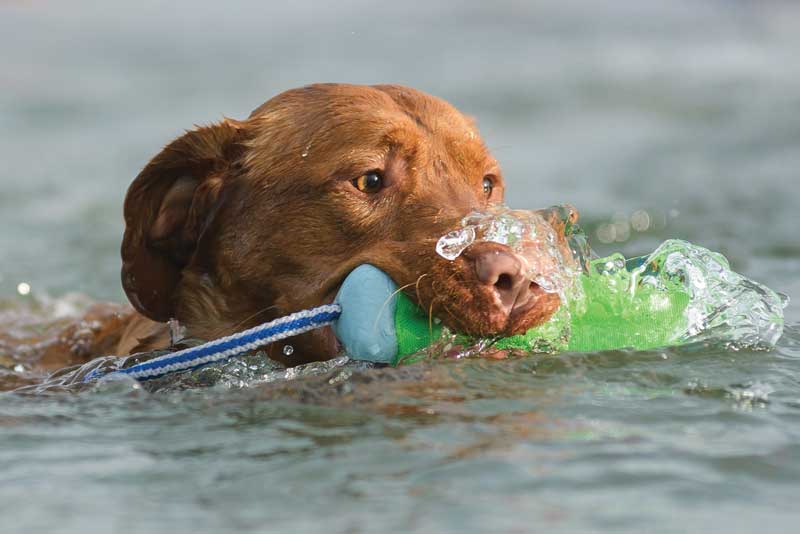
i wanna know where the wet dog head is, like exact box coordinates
[122,83,574,363]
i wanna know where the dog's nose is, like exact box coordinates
[465,242,537,317]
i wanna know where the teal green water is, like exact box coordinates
[2,1,800,532]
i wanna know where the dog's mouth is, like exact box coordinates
[478,277,563,336]
[421,255,564,338]
[509,281,556,322]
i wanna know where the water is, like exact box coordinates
[435,205,583,296]
[573,239,787,349]
[435,208,785,352]
[2,0,800,532]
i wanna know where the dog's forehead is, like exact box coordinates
[241,84,492,184]
[249,83,480,144]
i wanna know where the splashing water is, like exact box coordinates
[435,205,590,300]
[631,240,787,347]
[434,206,786,352]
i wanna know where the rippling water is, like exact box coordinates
[2,0,799,532]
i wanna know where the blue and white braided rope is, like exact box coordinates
[85,304,342,382]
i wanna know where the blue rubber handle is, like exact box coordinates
[332,264,399,363]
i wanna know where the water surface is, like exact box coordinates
[1,1,799,532]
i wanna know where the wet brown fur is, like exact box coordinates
[9,84,575,375]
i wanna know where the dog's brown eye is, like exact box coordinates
[482,176,494,196]
[352,172,384,194]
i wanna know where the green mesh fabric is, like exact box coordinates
[566,274,689,352]
[395,292,443,359]
[393,272,691,362]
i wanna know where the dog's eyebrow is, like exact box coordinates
[319,144,391,180]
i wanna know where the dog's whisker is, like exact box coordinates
[414,272,430,310]
[373,279,426,331]
[428,300,436,337]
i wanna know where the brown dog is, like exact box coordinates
[7,83,569,379]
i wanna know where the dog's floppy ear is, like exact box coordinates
[121,119,245,322]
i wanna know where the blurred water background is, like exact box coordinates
[1,0,799,532]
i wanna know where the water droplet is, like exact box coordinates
[283,344,294,356]
[435,226,476,260]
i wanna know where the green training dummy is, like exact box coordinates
[332,209,785,365]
